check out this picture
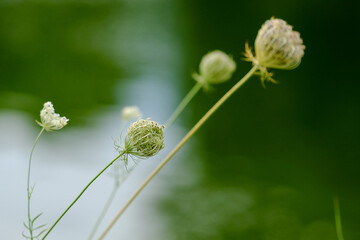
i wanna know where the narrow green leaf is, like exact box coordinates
[22,231,30,239]
[33,224,46,231]
[23,222,30,230]
[34,228,48,238]
[32,212,43,224]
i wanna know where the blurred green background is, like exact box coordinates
[0,0,358,239]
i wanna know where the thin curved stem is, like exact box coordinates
[26,127,45,240]
[42,152,125,240]
[88,183,119,240]
[334,197,345,240]
[98,65,258,240]
[88,162,137,240]
[165,81,203,128]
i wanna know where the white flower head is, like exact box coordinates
[36,101,69,131]
[121,106,142,121]
[193,50,236,85]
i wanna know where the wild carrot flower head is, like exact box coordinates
[36,101,69,131]
[193,50,236,85]
[244,17,305,84]
[124,119,165,158]
[255,17,305,69]
[121,106,142,121]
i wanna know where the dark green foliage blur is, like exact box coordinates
[163,0,359,239]
[0,1,120,122]
[1,0,358,239]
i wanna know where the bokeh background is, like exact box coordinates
[0,0,358,239]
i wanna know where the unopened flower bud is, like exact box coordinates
[244,17,305,85]
[125,119,165,158]
[121,106,142,121]
[36,101,69,131]
[195,50,236,85]
[255,17,305,70]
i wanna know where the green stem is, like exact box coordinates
[88,182,119,240]
[334,197,345,240]
[165,81,203,128]
[88,162,137,240]
[27,127,45,240]
[42,152,125,240]
[97,65,258,240]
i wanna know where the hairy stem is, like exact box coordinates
[98,65,258,239]
[165,81,203,128]
[42,152,125,240]
[26,127,45,240]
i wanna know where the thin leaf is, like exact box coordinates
[31,212,43,224]
[33,224,46,231]
[23,222,30,230]
[34,228,47,238]
[22,230,30,239]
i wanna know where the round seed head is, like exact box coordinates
[197,50,236,84]
[255,17,305,70]
[125,119,165,158]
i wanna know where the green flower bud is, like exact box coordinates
[195,50,236,85]
[125,119,165,158]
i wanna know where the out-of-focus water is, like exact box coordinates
[1,0,359,240]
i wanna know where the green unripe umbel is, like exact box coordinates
[125,119,165,158]
[196,50,236,85]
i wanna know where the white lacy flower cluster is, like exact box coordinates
[37,101,69,131]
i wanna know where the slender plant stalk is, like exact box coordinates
[165,81,203,128]
[88,118,142,240]
[88,182,119,240]
[89,77,205,239]
[334,197,345,240]
[42,152,125,240]
[97,65,258,239]
[88,161,137,240]
[26,127,45,239]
